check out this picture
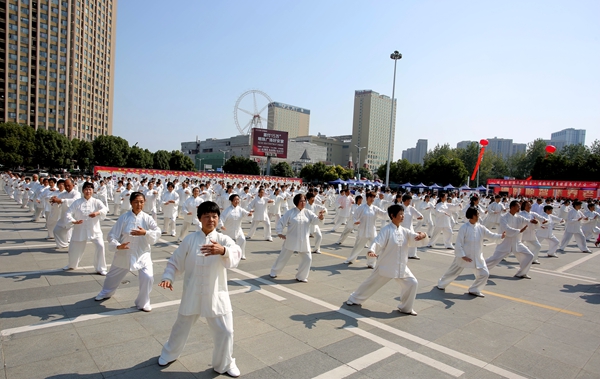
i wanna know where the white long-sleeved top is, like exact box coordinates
[95,185,107,199]
[455,222,502,269]
[433,202,458,229]
[353,203,388,239]
[565,208,588,233]
[249,196,270,221]
[120,189,133,210]
[108,210,161,270]
[183,196,204,225]
[56,190,82,228]
[306,202,327,231]
[47,189,65,223]
[369,223,429,279]
[336,195,353,218]
[400,205,423,232]
[486,202,504,224]
[536,213,562,239]
[143,189,159,213]
[42,186,60,212]
[494,212,530,253]
[162,230,241,317]
[276,207,321,252]
[161,190,180,218]
[518,210,544,242]
[66,197,108,241]
[219,205,251,239]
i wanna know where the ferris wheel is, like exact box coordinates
[234,90,273,135]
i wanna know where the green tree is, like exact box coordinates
[423,156,468,186]
[299,162,330,182]
[271,161,294,177]
[127,146,154,168]
[71,138,95,171]
[222,156,260,175]
[423,143,459,162]
[33,128,72,170]
[169,150,195,171]
[0,123,35,168]
[456,142,480,176]
[92,135,129,167]
[377,159,423,184]
[153,150,171,170]
[333,165,354,180]
[358,167,373,180]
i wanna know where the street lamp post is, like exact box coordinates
[355,145,366,179]
[385,50,402,189]
[219,149,228,172]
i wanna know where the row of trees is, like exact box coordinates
[376,139,600,186]
[0,123,195,172]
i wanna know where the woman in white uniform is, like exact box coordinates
[437,207,504,297]
[220,194,253,259]
[427,193,461,249]
[161,182,180,237]
[270,194,324,282]
[177,187,204,243]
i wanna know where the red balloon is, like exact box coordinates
[479,139,489,146]
[545,145,556,154]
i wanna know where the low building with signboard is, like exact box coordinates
[487,179,600,200]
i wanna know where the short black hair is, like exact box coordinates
[388,204,405,219]
[402,194,412,202]
[293,193,305,206]
[198,201,220,218]
[543,205,553,212]
[466,207,479,220]
[82,182,94,190]
[229,193,239,202]
[306,192,315,200]
[130,191,145,203]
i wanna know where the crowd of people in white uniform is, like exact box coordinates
[2,170,600,377]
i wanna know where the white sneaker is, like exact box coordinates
[157,357,175,366]
[139,305,152,312]
[98,270,108,276]
[62,266,74,271]
[94,295,109,301]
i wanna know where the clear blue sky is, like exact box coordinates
[112,0,600,159]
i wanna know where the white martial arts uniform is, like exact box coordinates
[345,203,388,266]
[270,207,322,281]
[536,213,562,257]
[247,196,273,241]
[485,212,535,277]
[519,210,545,262]
[306,201,327,253]
[97,210,161,309]
[347,222,429,313]
[143,188,159,221]
[484,201,504,230]
[53,189,82,249]
[162,189,180,236]
[438,222,502,295]
[64,196,108,272]
[401,204,423,259]
[220,205,251,259]
[178,195,203,242]
[332,194,353,231]
[159,230,241,374]
[428,201,460,249]
[559,208,591,253]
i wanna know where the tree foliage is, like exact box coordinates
[0,123,35,168]
[169,150,195,171]
[71,138,95,171]
[92,135,129,167]
[33,128,72,170]
[222,156,260,175]
[127,146,154,168]
[271,161,294,178]
[153,150,171,170]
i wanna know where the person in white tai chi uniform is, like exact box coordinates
[270,193,325,282]
[95,191,161,311]
[437,207,505,297]
[346,204,429,315]
[306,192,327,254]
[51,179,81,249]
[161,182,180,237]
[558,200,592,254]
[536,205,563,258]
[158,201,242,378]
[64,182,109,275]
[247,188,274,241]
[485,200,539,279]
[220,194,252,260]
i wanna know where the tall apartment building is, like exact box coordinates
[267,101,310,138]
[401,139,427,164]
[0,0,117,140]
[456,140,474,150]
[351,90,396,171]
[550,128,586,150]
[486,138,514,160]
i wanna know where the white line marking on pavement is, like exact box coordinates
[312,346,397,379]
[530,268,598,283]
[230,278,286,301]
[0,259,171,278]
[556,251,600,273]
[0,243,57,250]
[531,267,596,280]
[230,268,527,379]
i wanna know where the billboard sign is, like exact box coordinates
[251,128,288,159]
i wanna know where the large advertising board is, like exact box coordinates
[251,128,288,159]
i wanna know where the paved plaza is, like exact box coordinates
[1,193,600,379]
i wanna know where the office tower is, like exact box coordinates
[402,139,428,164]
[1,0,117,140]
[351,89,396,171]
[267,101,310,139]
[550,128,586,150]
